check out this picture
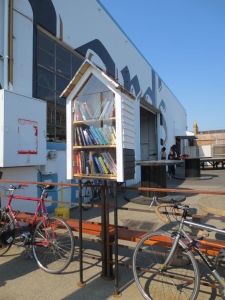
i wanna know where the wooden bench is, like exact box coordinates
[16,212,223,257]
[200,157,225,169]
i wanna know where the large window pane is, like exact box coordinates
[37,31,55,55]
[56,75,69,94]
[37,48,54,71]
[37,85,55,102]
[56,58,71,79]
[56,44,71,65]
[36,30,84,141]
[37,67,55,90]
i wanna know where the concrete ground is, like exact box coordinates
[1,165,225,299]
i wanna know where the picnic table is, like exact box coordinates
[136,160,182,197]
[200,157,225,169]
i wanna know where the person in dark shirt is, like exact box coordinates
[160,147,166,160]
[168,147,177,178]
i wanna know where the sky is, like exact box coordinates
[99,0,225,132]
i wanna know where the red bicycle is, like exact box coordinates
[0,184,74,274]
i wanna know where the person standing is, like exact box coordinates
[168,147,177,178]
[160,147,166,160]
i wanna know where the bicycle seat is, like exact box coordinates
[37,184,54,190]
[157,195,186,204]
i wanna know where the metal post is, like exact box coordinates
[77,179,85,287]
[113,181,120,297]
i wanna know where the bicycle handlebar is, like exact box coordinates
[155,203,189,224]
[9,184,29,189]
[155,204,172,224]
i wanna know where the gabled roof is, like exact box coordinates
[60,59,135,99]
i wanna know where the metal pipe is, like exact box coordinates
[8,0,13,89]
[3,0,9,89]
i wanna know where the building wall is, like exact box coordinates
[0,0,188,208]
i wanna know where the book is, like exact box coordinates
[76,127,82,146]
[89,151,94,174]
[95,128,107,145]
[83,129,93,145]
[89,126,101,144]
[95,98,107,119]
[75,103,81,121]
[103,152,117,174]
[93,155,104,174]
[79,104,87,120]
[92,154,101,173]
[83,102,93,119]
[93,102,102,119]
[99,99,110,119]
[104,100,114,118]
[86,128,97,145]
[74,127,79,146]
[80,151,86,174]
[101,152,114,174]
[79,126,87,146]
[76,152,82,174]
[98,155,109,174]
[102,125,112,144]
[98,127,110,144]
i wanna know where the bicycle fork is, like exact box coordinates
[159,231,182,272]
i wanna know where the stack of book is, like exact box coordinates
[74,125,116,146]
[75,151,117,175]
[93,98,115,119]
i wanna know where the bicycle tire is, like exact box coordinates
[133,231,200,300]
[0,208,15,256]
[82,181,94,211]
[32,216,74,274]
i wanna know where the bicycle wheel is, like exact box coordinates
[32,216,74,274]
[82,181,94,211]
[133,231,200,300]
[0,208,15,256]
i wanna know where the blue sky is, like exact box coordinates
[99,0,225,132]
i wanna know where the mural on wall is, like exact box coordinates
[27,0,167,144]
[158,100,168,147]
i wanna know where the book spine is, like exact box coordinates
[98,155,109,174]
[93,102,102,119]
[102,125,112,144]
[101,152,113,173]
[79,104,87,121]
[95,98,107,119]
[105,152,117,174]
[94,156,104,174]
[90,126,101,144]
[76,127,82,146]
[79,127,87,146]
[94,128,106,145]
[89,151,94,174]
[83,129,92,145]
[98,127,109,144]
[92,154,99,173]
[87,128,97,145]
[80,151,86,174]
[104,100,113,118]
[83,102,93,119]
[76,152,82,174]
[81,103,90,120]
[99,100,110,119]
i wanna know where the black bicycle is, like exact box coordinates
[82,180,101,211]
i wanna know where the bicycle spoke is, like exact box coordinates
[133,232,200,300]
[32,217,74,273]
